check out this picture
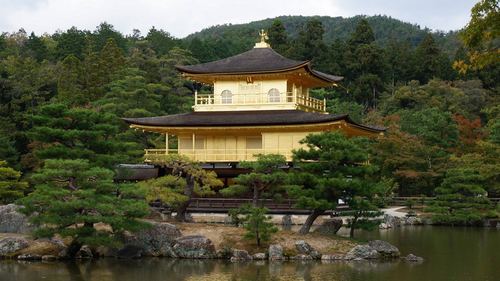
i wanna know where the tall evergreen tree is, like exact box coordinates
[0,160,28,204]
[267,19,288,54]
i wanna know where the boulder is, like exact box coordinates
[403,253,424,262]
[290,254,313,260]
[116,245,142,259]
[41,255,57,261]
[379,222,391,229]
[383,214,401,228]
[344,245,380,260]
[281,215,292,226]
[268,244,284,261]
[125,222,181,257]
[252,253,266,260]
[314,218,342,235]
[403,216,423,225]
[75,245,93,259]
[0,204,32,234]
[173,235,216,259]
[294,240,313,254]
[368,240,400,258]
[17,254,42,260]
[0,237,30,257]
[321,254,345,260]
[230,249,252,262]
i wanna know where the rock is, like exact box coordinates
[95,246,117,257]
[41,255,57,261]
[314,218,342,235]
[403,253,424,262]
[0,237,30,257]
[344,245,380,260]
[368,240,400,258]
[321,254,345,260]
[290,254,313,260]
[173,235,216,259]
[403,216,423,225]
[282,215,292,226]
[0,204,33,234]
[379,222,391,229]
[230,249,252,262]
[17,254,42,260]
[75,245,93,259]
[383,214,401,228]
[268,244,284,261]
[252,253,266,260]
[216,247,233,259]
[310,250,322,260]
[117,245,142,259]
[125,222,181,257]
[294,240,313,254]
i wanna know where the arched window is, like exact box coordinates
[268,88,280,102]
[221,90,233,104]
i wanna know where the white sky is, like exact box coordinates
[0,0,477,37]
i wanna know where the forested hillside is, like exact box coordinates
[185,15,461,58]
[0,2,498,209]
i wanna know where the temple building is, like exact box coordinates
[123,31,383,176]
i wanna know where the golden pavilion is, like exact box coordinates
[123,31,383,168]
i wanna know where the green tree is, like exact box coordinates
[29,103,137,168]
[150,154,222,221]
[400,108,459,149]
[18,159,149,248]
[267,19,288,54]
[290,131,378,234]
[53,27,88,59]
[414,34,453,82]
[56,54,85,105]
[456,0,499,72]
[221,154,290,207]
[0,160,28,204]
[427,166,497,225]
[235,205,278,247]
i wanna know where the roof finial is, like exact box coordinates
[254,29,271,48]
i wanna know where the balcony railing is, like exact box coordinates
[144,148,293,163]
[195,91,326,112]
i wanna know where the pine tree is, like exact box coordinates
[18,159,149,247]
[221,154,290,207]
[29,103,137,168]
[0,160,28,204]
[267,19,288,54]
[427,166,497,225]
[290,132,382,234]
[56,54,85,105]
[149,154,222,221]
[235,205,278,247]
[414,34,452,82]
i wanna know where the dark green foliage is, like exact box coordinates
[400,107,459,149]
[0,160,28,204]
[230,204,278,246]
[221,154,290,207]
[18,159,149,247]
[267,20,288,54]
[29,103,138,168]
[290,132,381,234]
[53,27,88,59]
[427,166,497,225]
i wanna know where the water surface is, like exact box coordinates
[1,226,499,281]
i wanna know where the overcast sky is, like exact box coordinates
[0,0,477,37]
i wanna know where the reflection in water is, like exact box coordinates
[1,226,499,281]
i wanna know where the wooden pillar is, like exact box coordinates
[192,133,196,160]
[194,90,198,105]
[165,133,169,155]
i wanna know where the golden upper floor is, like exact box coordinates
[175,38,343,113]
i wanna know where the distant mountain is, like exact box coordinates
[184,15,461,56]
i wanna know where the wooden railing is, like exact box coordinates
[144,148,293,162]
[151,198,348,214]
[195,91,325,112]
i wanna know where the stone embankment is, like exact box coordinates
[0,205,423,262]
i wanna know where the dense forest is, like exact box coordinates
[0,2,498,228]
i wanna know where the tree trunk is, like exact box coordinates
[253,186,259,207]
[298,209,324,235]
[175,174,195,221]
[349,215,358,238]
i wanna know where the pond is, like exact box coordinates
[1,226,499,281]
